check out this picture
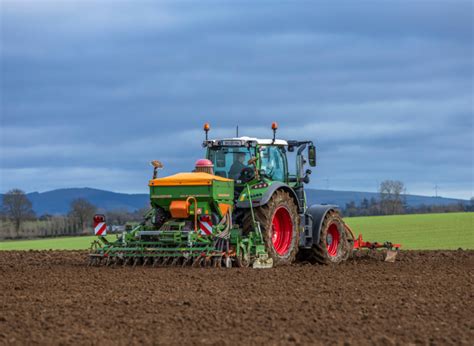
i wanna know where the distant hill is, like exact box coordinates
[0,187,468,215]
[305,189,467,209]
[25,188,148,215]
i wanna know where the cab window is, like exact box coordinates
[207,147,255,180]
[260,146,286,181]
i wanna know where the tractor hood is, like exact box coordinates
[149,172,233,187]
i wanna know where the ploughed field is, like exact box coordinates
[1,251,473,345]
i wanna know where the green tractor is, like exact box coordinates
[89,122,355,268]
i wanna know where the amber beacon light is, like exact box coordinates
[203,122,210,140]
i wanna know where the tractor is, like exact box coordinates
[89,123,398,268]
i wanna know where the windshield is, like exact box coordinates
[207,147,256,180]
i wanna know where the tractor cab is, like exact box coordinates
[202,123,317,214]
[202,123,316,186]
[204,137,288,183]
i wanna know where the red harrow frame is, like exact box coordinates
[344,224,401,262]
[353,234,401,262]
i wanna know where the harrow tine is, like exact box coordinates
[215,256,222,268]
[171,257,180,266]
[105,257,112,266]
[224,256,232,268]
[133,257,140,267]
[160,257,168,267]
[156,257,166,267]
[179,257,186,266]
[143,257,150,266]
[152,257,159,267]
[159,257,168,267]
[123,257,131,266]
[113,257,121,267]
[148,257,154,266]
[204,257,212,267]
[192,256,203,268]
[110,257,118,267]
[182,257,192,267]
[161,257,170,266]
[167,257,177,266]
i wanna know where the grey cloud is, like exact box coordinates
[0,0,472,199]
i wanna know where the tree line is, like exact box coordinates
[343,180,473,217]
[0,189,146,240]
[2,182,472,238]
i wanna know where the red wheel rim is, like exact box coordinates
[326,223,340,257]
[271,207,293,255]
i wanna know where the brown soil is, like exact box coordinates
[0,250,473,345]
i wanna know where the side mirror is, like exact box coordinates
[302,169,312,184]
[308,145,316,167]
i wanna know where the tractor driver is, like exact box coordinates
[229,152,247,180]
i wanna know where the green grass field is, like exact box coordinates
[0,235,115,251]
[0,212,472,251]
[345,212,473,250]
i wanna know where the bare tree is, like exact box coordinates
[2,189,35,236]
[106,209,131,225]
[379,180,406,215]
[69,198,97,232]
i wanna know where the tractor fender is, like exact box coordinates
[236,182,301,210]
[305,204,340,246]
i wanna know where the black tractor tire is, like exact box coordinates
[299,210,352,265]
[243,190,299,266]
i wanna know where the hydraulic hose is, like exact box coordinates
[186,196,198,232]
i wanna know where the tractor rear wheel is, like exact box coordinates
[303,210,352,264]
[243,190,299,266]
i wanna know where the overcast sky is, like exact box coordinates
[1,0,473,199]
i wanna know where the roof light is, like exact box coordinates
[271,122,278,143]
[203,123,210,140]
